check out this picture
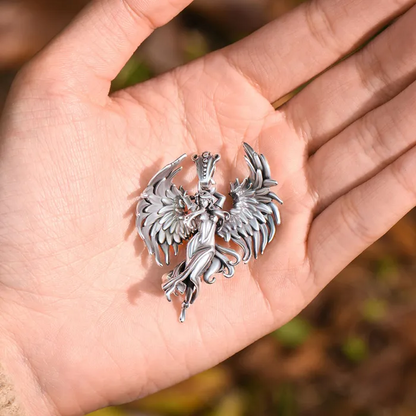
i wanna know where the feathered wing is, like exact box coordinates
[136,155,194,266]
[218,143,282,263]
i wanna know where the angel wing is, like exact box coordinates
[218,143,282,263]
[136,154,195,266]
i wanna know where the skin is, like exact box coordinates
[0,0,416,414]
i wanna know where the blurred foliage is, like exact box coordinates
[128,367,231,415]
[1,0,416,415]
[88,408,127,416]
[112,58,153,92]
[207,391,246,416]
[376,256,399,282]
[275,383,297,416]
[272,317,312,348]
[362,298,387,323]
[342,336,369,363]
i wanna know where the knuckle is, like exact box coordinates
[391,154,416,202]
[341,193,375,245]
[304,0,343,56]
[355,41,396,102]
[120,0,159,31]
[356,114,386,159]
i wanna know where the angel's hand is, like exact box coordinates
[214,209,231,222]
[183,216,193,230]
[0,0,415,415]
[217,211,231,229]
[183,212,199,230]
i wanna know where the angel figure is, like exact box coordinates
[136,143,282,322]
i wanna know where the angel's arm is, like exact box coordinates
[183,208,205,229]
[213,191,226,208]
[212,208,230,221]
[180,188,197,211]
[184,208,205,222]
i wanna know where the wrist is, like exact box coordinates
[0,327,57,416]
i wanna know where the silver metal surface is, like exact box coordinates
[136,143,282,322]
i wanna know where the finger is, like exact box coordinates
[309,77,416,214]
[25,0,193,97]
[308,144,416,289]
[221,0,414,103]
[284,4,416,153]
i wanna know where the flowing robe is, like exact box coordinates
[162,212,218,305]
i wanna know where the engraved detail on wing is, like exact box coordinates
[218,143,282,263]
[136,155,194,266]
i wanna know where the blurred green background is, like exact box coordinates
[1,1,416,415]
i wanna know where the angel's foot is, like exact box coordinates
[176,282,186,295]
[179,301,190,323]
[164,286,175,302]
[163,281,186,302]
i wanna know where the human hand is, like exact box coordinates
[0,0,415,414]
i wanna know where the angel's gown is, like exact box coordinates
[162,210,240,322]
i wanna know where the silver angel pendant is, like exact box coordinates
[136,143,282,322]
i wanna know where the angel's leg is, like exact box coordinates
[179,285,196,323]
[162,246,213,301]
[162,261,188,301]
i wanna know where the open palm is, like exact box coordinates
[1,0,416,415]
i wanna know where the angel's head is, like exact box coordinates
[192,151,220,190]
[196,190,215,208]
